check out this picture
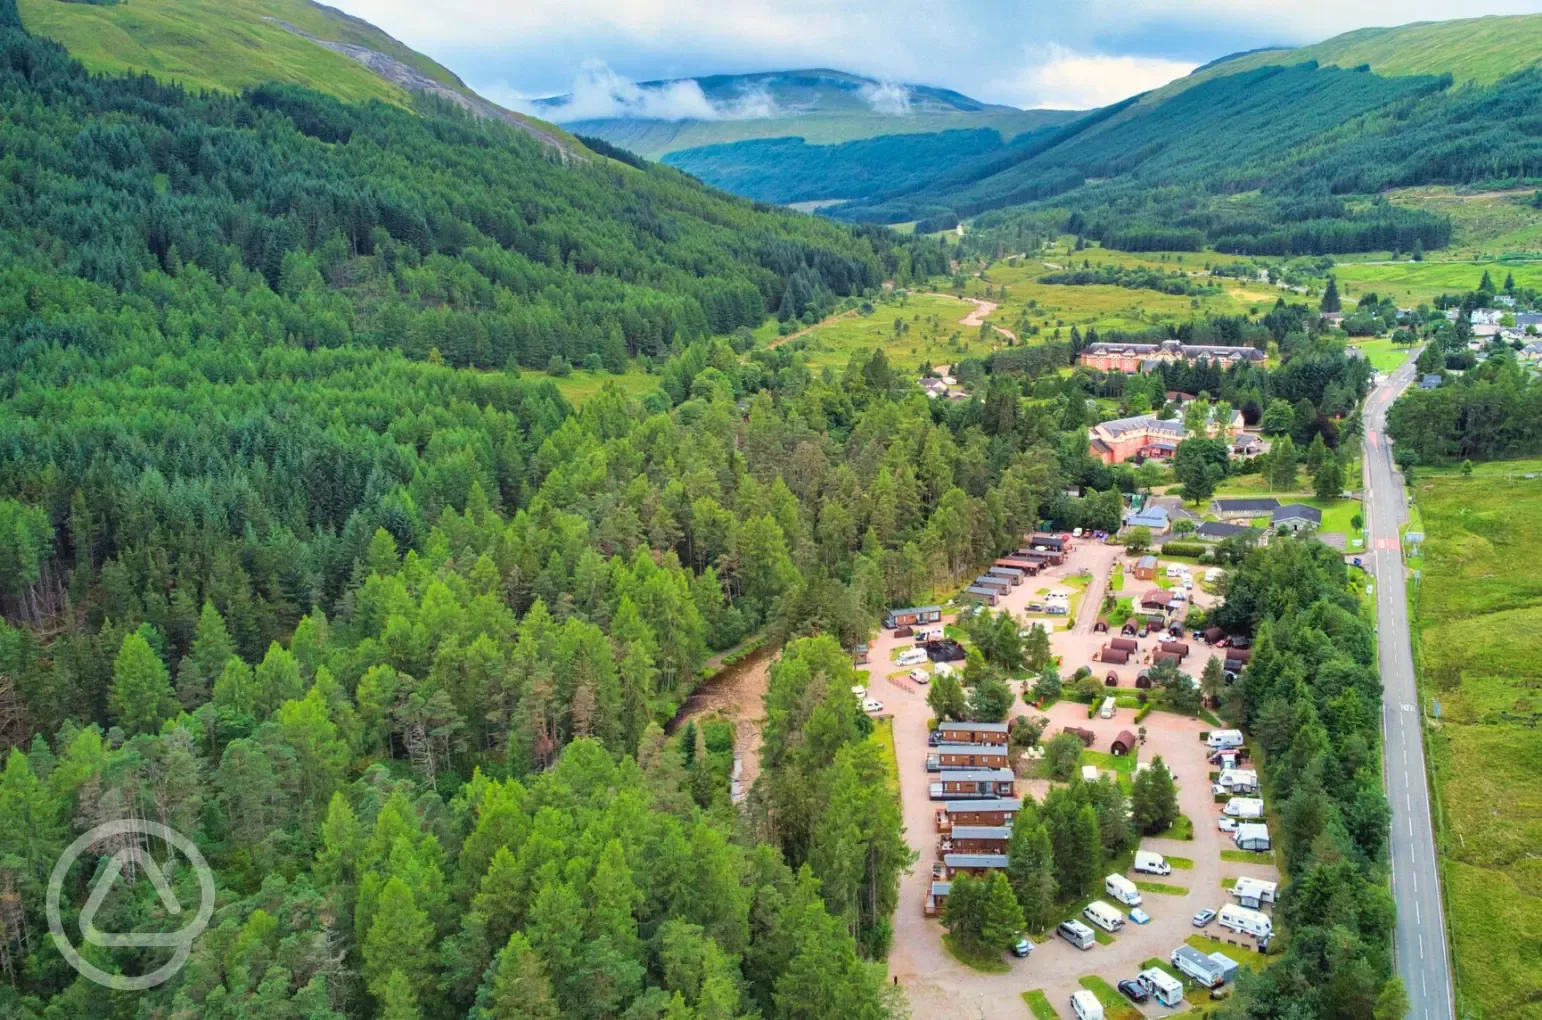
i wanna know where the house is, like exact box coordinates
[1212,497,1281,519]
[1111,730,1137,755]
[1141,589,1180,613]
[925,880,951,916]
[1521,341,1542,362]
[941,825,1012,854]
[1232,434,1263,457]
[1271,504,1323,532]
[886,606,942,629]
[1133,554,1159,580]
[937,721,1011,746]
[1233,823,1271,851]
[1123,507,1171,533]
[943,853,1009,877]
[1088,414,1189,465]
[1195,520,1254,543]
[1419,374,1443,390]
[1078,339,1266,374]
[919,377,949,399]
[1320,311,1345,327]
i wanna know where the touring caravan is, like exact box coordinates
[1206,729,1244,749]
[1138,968,1184,1008]
[897,647,928,667]
[1104,874,1142,907]
[1070,990,1104,1020]
[1231,876,1278,909]
[1217,904,1273,939]
[1082,900,1125,933]
[1224,797,1265,819]
[1134,850,1171,876]
[1233,823,1271,852]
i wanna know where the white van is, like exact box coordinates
[1070,989,1104,1020]
[1082,900,1124,933]
[1205,729,1244,750]
[1138,968,1184,1008]
[850,685,867,700]
[909,667,931,684]
[897,647,928,667]
[933,661,956,679]
[1105,873,1142,907]
[1056,919,1096,950]
[1098,696,1116,719]
[1134,850,1171,876]
[1218,904,1273,939]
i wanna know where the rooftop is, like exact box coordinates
[944,853,1010,868]
[936,768,1016,783]
[1272,503,1323,525]
[942,798,1021,813]
[1094,413,1188,439]
[1214,497,1282,513]
[1195,521,1253,540]
[934,743,1009,756]
[948,825,1013,840]
[938,720,1011,733]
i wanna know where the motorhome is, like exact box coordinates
[1224,797,1265,819]
[897,647,928,667]
[914,624,946,643]
[1231,876,1278,909]
[1138,968,1184,1008]
[1057,919,1096,950]
[933,661,956,679]
[1217,904,1273,939]
[1070,990,1104,1020]
[1206,729,1244,749]
[1082,900,1125,933]
[1104,874,1142,907]
[1098,696,1116,719]
[1134,850,1171,876]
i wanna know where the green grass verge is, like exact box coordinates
[941,932,1009,974]
[1093,928,1114,945]
[1079,976,1143,1020]
[1155,814,1194,841]
[1221,877,1237,889]
[1164,855,1195,870]
[1023,990,1060,1020]
[1135,881,1189,896]
[871,718,899,796]
[1220,849,1266,863]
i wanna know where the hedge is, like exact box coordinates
[1159,541,1207,558]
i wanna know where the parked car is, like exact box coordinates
[862,698,884,713]
[1128,908,1150,925]
[1012,935,1034,958]
[1218,817,1238,833]
[927,730,942,747]
[1118,980,1150,1004]
[1211,783,1227,796]
[1193,908,1216,928]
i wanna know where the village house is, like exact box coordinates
[940,825,1012,855]
[1272,504,1323,532]
[935,798,1021,832]
[1133,554,1159,580]
[1212,497,1281,520]
[919,377,948,398]
[937,721,1010,746]
[1195,520,1255,543]
[1078,339,1267,373]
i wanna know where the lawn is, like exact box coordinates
[942,932,1009,974]
[1220,849,1269,864]
[1155,814,1194,841]
[871,718,899,795]
[1022,990,1061,1020]
[1408,459,1542,1020]
[1135,881,1189,896]
[1078,976,1143,1020]
[1164,856,1195,870]
[1349,337,1416,374]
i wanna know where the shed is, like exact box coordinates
[1134,554,1159,579]
[1227,647,1252,663]
[1153,651,1181,665]
[1159,640,1190,658]
[1134,673,1153,690]
[1109,637,1139,652]
[1105,671,1119,686]
[1100,646,1131,665]
[1094,617,1110,633]
[1121,621,1139,636]
[1111,730,1137,755]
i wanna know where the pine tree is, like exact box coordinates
[1314,452,1345,502]
[1200,655,1226,707]
[1268,435,1298,491]
[1131,757,1179,834]
[377,970,423,1020]
[177,601,236,708]
[471,933,561,1020]
[1320,275,1341,313]
[1023,623,1051,671]
[363,877,434,1000]
[980,872,1026,950]
[109,631,177,735]
[1006,812,1057,932]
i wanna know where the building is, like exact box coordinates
[1195,520,1254,543]
[1133,554,1159,580]
[1123,507,1171,533]
[943,853,1010,878]
[929,769,1017,800]
[937,721,1010,746]
[925,880,951,916]
[1232,434,1263,457]
[936,798,1022,831]
[1419,374,1443,390]
[1111,730,1137,755]
[1088,414,1188,465]
[885,606,942,629]
[1078,339,1266,374]
[1271,504,1323,532]
[919,378,948,399]
[963,586,1000,606]
[941,825,1012,854]
[1212,497,1281,519]
[929,743,1011,770]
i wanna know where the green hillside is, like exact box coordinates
[549,68,1078,158]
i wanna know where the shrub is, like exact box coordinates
[547,355,572,377]
[1160,541,1207,558]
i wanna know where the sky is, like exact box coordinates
[328,0,1542,116]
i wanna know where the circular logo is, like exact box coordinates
[46,820,216,990]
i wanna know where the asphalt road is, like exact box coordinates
[1361,352,1455,1020]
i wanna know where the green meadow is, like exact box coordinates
[1410,460,1542,1020]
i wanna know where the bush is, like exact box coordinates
[547,355,572,377]
[582,353,604,372]
[1135,702,1153,723]
[1160,541,1207,558]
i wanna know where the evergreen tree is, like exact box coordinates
[1006,809,1058,932]
[109,631,177,735]
[1314,452,1346,501]
[177,601,236,708]
[1131,757,1179,834]
[979,872,1025,950]
[1268,435,1299,491]
[1320,275,1341,313]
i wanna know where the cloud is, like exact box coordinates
[860,80,912,115]
[992,44,1198,109]
[504,60,779,122]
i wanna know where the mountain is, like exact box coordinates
[15,0,581,152]
[539,68,1076,157]
[823,15,1542,253]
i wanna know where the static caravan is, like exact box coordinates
[973,575,1013,593]
[1082,900,1124,933]
[1138,968,1184,1008]
[1231,876,1278,909]
[1206,729,1245,749]
[897,647,929,667]
[944,852,1009,878]
[988,566,1025,586]
[932,661,956,680]
[937,721,1010,746]
[1233,823,1271,851]
[943,825,1012,854]
[930,768,1017,800]
[1225,797,1265,819]
[914,624,946,644]
[1104,873,1141,907]
[924,880,951,917]
[939,798,1021,829]
[1070,990,1103,1020]
[1098,696,1116,719]
[1081,764,1101,783]
[1171,944,1226,988]
[1217,904,1273,939]
[1134,850,1171,876]
[886,605,942,630]
[930,742,1010,770]
[963,585,1000,606]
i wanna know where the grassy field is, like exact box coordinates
[781,292,1012,374]
[872,718,899,795]
[1079,976,1143,1020]
[1135,881,1189,896]
[1350,337,1417,374]
[1327,258,1542,307]
[1022,989,1061,1020]
[1409,459,1542,1020]
[1164,856,1195,870]
[521,367,662,406]
[1387,187,1542,259]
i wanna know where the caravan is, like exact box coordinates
[1137,968,1184,1008]
[1206,729,1244,749]
[1082,900,1125,933]
[1218,904,1273,939]
[897,647,928,667]
[1057,919,1096,950]
[1231,876,1278,909]
[1104,874,1142,907]
[1224,797,1265,819]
